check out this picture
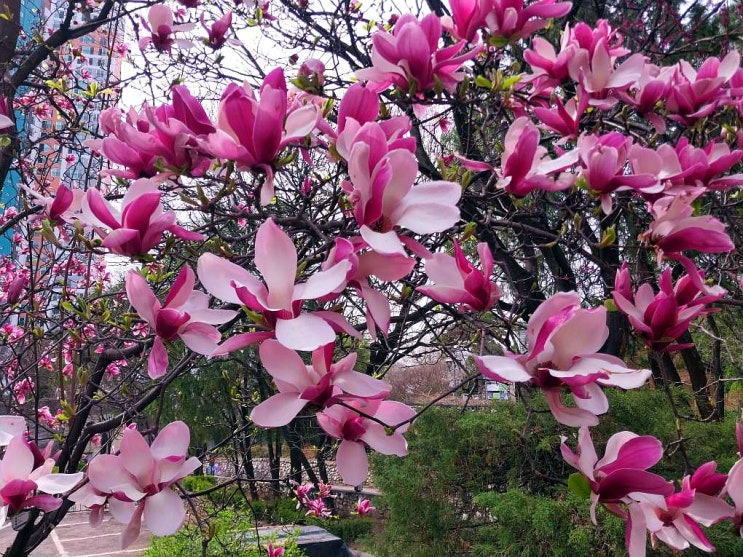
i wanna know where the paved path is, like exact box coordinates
[0,512,151,557]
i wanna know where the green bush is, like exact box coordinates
[144,507,307,557]
[369,389,742,557]
[182,475,217,493]
[471,490,625,557]
[308,516,374,543]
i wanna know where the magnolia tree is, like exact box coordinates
[1,0,743,555]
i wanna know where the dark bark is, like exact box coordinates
[677,331,715,419]
[650,352,682,386]
[707,315,725,421]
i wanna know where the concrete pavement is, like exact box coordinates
[0,511,151,557]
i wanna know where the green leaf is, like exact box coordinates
[567,473,591,499]
[501,75,521,90]
[597,225,616,248]
[475,75,492,89]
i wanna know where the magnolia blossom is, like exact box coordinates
[125,265,237,378]
[198,218,357,352]
[497,117,578,196]
[532,95,588,140]
[202,12,232,49]
[0,98,12,129]
[327,83,414,151]
[340,121,461,255]
[321,237,415,339]
[317,399,415,485]
[84,422,200,548]
[612,263,725,352]
[22,183,84,224]
[138,5,194,53]
[474,292,651,426]
[0,416,26,446]
[568,39,645,103]
[727,458,743,538]
[666,50,741,125]
[641,191,734,264]
[250,340,390,427]
[82,179,204,257]
[561,427,673,523]
[576,133,660,213]
[418,240,501,312]
[526,20,630,93]
[443,0,571,42]
[356,498,376,515]
[355,14,477,94]
[484,0,572,40]
[203,68,319,205]
[626,465,733,555]
[89,86,215,180]
[0,436,83,525]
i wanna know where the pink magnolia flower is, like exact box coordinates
[267,542,285,557]
[527,20,629,94]
[612,263,725,352]
[355,14,478,95]
[197,218,356,352]
[321,237,415,339]
[727,457,743,537]
[417,240,501,312]
[125,265,237,378]
[356,498,376,515]
[138,5,194,53]
[626,471,733,555]
[203,68,319,205]
[532,95,588,140]
[82,179,204,257]
[13,378,34,405]
[0,416,26,446]
[317,481,334,499]
[497,117,578,196]
[617,63,673,132]
[317,399,415,485]
[576,133,660,214]
[482,0,572,41]
[671,137,743,190]
[321,83,413,151]
[22,183,84,224]
[69,482,109,526]
[524,32,580,86]
[250,339,391,427]
[640,191,734,261]
[0,97,13,129]
[0,436,83,525]
[568,39,645,105]
[474,292,651,426]
[305,498,332,518]
[4,275,27,304]
[201,12,232,49]
[89,86,215,180]
[666,50,741,125]
[340,121,461,255]
[561,426,673,522]
[292,481,312,508]
[86,422,201,548]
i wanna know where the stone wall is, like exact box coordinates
[216,457,376,489]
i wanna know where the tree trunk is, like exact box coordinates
[677,331,714,419]
[707,315,725,421]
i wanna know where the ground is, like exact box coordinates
[0,511,151,557]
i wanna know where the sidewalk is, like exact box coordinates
[0,512,151,557]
